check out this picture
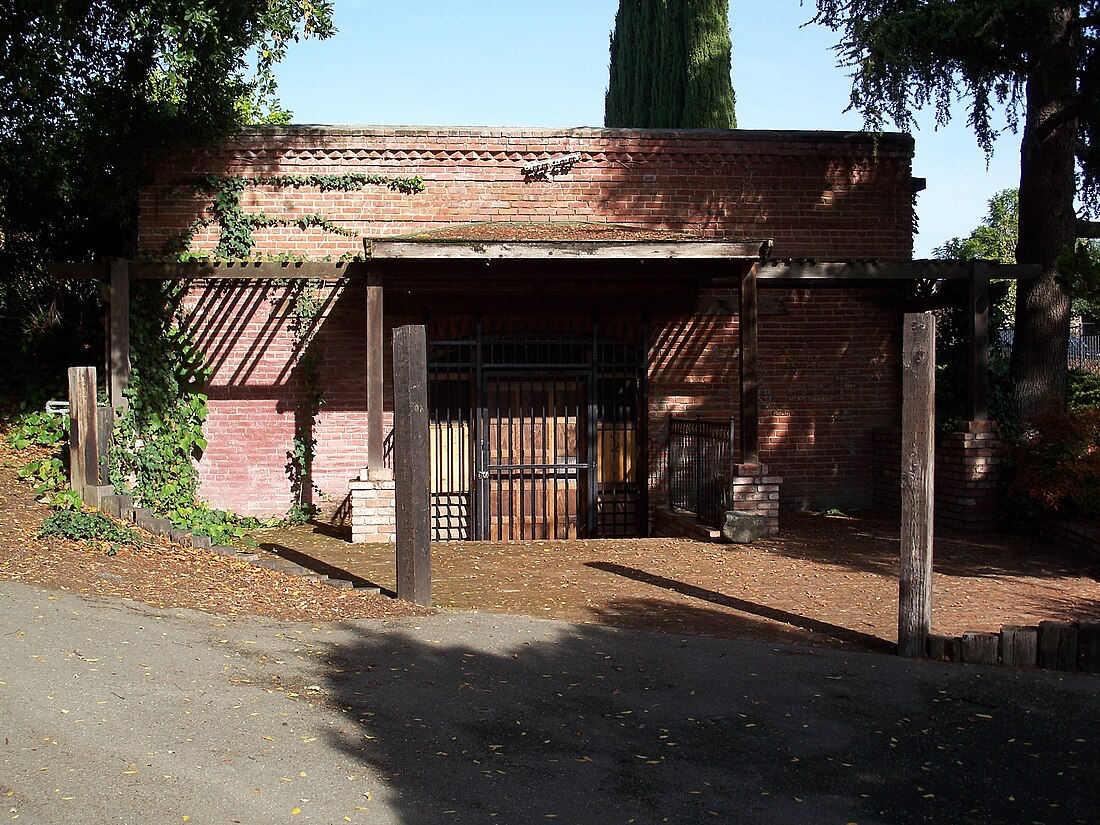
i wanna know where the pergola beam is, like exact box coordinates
[367,240,771,261]
[756,260,1041,281]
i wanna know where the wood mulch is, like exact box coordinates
[0,439,428,623]
[2,434,1098,650]
[254,512,1100,652]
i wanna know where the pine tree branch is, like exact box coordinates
[1080,220,1100,239]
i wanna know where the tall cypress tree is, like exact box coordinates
[684,0,737,128]
[604,0,737,128]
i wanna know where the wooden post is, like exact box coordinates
[365,266,385,477]
[739,262,759,464]
[67,366,99,496]
[899,312,935,658]
[392,324,431,606]
[109,259,130,415]
[967,261,990,422]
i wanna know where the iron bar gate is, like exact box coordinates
[668,416,735,527]
[427,318,644,541]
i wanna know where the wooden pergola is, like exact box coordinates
[53,245,1039,484]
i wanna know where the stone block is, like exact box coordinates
[721,511,768,544]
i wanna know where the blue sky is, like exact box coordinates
[275,1,1021,257]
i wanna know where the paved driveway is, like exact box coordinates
[3,580,1098,824]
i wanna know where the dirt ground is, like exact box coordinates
[0,440,427,623]
[254,510,1100,652]
[2,433,1098,650]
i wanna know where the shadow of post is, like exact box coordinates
[585,560,897,654]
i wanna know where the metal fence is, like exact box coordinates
[1068,334,1100,371]
[668,416,735,528]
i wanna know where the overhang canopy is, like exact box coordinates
[365,222,772,262]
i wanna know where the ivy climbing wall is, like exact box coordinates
[143,126,914,519]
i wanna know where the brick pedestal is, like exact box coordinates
[728,463,782,536]
[349,475,397,543]
[873,422,1001,532]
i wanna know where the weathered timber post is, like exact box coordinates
[392,324,431,606]
[739,262,759,464]
[899,312,935,658]
[966,261,990,423]
[67,366,100,497]
[365,265,386,478]
[109,259,130,415]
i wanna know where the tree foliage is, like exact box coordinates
[811,0,1100,419]
[932,189,1019,432]
[935,189,1019,264]
[0,0,334,384]
[605,0,737,128]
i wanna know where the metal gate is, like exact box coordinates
[427,319,644,541]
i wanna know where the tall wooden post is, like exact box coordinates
[739,262,760,464]
[392,324,431,606]
[899,312,936,658]
[967,261,990,423]
[365,266,386,478]
[109,259,130,415]
[67,366,99,497]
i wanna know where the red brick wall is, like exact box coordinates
[649,287,900,513]
[147,126,913,519]
[141,126,913,260]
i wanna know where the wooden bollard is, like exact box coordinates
[959,632,999,665]
[1001,626,1039,668]
[1038,621,1078,671]
[927,634,958,662]
[1077,622,1100,674]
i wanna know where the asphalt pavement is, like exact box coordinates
[1,579,1098,824]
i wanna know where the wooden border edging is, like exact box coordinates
[928,621,1100,673]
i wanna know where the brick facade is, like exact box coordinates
[872,424,1003,532]
[145,126,915,527]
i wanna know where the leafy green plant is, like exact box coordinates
[1068,368,1100,412]
[39,509,140,553]
[7,411,68,450]
[181,173,426,260]
[282,280,327,520]
[109,281,283,545]
[18,455,70,500]
[170,501,275,545]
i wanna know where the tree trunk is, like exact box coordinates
[1010,2,1080,420]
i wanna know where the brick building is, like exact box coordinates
[139,125,922,540]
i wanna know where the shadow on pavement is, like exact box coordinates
[296,615,1100,825]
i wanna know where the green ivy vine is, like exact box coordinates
[109,281,270,545]
[279,278,329,521]
[176,172,426,260]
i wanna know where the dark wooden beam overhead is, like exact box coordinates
[757,259,1041,281]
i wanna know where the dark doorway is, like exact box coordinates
[427,318,644,541]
